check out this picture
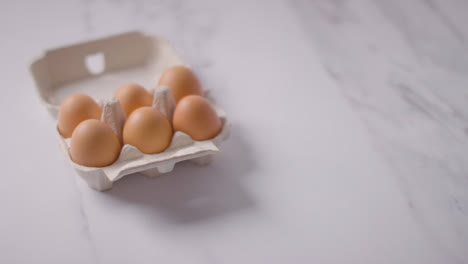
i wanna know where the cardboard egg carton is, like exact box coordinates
[30,31,230,191]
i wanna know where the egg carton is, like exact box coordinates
[30,31,230,191]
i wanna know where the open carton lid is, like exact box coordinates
[31,31,185,118]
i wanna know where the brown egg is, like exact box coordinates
[157,66,203,103]
[114,83,153,117]
[58,94,102,138]
[173,95,222,141]
[123,107,172,154]
[69,119,121,167]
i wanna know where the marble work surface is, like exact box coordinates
[1,0,467,263]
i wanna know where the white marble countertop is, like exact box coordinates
[1,0,467,263]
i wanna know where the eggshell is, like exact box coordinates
[58,94,102,138]
[173,95,221,141]
[114,83,153,117]
[69,119,121,167]
[123,106,173,154]
[157,66,203,103]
